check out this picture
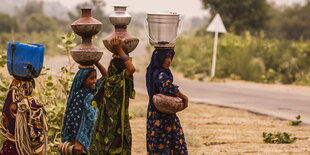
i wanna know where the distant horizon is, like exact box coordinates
[42,0,307,19]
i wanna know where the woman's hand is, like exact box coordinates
[174,84,179,88]
[176,91,189,110]
[110,37,135,76]
[95,62,107,77]
[110,37,123,55]
[74,140,85,155]
[181,95,188,110]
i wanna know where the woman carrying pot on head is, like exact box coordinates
[61,62,106,155]
[90,37,136,155]
[145,48,189,154]
[0,78,48,155]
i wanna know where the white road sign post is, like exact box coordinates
[207,13,227,79]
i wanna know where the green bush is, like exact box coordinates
[290,115,303,126]
[0,51,10,106]
[0,52,10,145]
[172,32,310,85]
[262,132,297,144]
[0,31,62,56]
[0,13,19,33]
[25,13,58,33]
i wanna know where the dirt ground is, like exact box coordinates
[129,93,310,155]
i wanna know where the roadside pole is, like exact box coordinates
[211,31,218,78]
[207,13,227,79]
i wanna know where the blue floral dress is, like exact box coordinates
[146,70,188,155]
[61,88,98,152]
[61,68,99,153]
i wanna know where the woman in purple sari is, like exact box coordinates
[146,48,189,154]
[0,79,48,155]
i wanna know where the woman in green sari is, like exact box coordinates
[90,37,135,155]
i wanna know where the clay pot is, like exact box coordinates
[71,8,103,66]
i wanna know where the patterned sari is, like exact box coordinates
[61,68,99,152]
[0,79,48,155]
[90,58,135,155]
[145,49,188,155]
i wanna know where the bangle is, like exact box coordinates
[121,55,129,60]
[79,65,95,69]
[124,57,130,62]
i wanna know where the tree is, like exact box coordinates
[264,2,310,40]
[201,0,272,34]
[0,13,19,33]
[17,0,44,21]
[280,2,310,40]
[25,13,58,33]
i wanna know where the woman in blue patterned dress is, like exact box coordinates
[145,48,189,155]
[61,62,106,154]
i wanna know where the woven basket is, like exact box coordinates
[152,94,184,114]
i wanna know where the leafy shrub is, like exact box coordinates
[262,132,297,144]
[0,13,19,33]
[43,33,76,154]
[0,51,9,144]
[0,31,62,56]
[25,13,58,33]
[173,32,310,85]
[290,115,303,126]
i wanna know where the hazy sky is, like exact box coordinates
[42,0,307,18]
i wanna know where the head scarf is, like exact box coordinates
[146,48,175,99]
[10,79,35,96]
[108,58,126,76]
[67,68,96,107]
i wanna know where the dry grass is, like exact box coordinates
[130,93,310,155]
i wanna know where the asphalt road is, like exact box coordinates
[134,73,310,124]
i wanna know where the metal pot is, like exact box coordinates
[102,5,139,54]
[109,5,131,26]
[146,13,180,48]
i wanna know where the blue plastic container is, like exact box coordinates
[7,42,45,79]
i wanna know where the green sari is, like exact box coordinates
[90,61,135,155]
